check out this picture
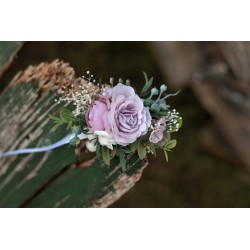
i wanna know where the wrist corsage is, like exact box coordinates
[50,71,182,171]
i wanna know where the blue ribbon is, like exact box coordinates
[0,133,87,158]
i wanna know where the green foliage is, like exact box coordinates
[70,136,80,146]
[164,139,177,150]
[140,72,154,97]
[129,139,140,152]
[162,139,177,162]
[102,146,110,166]
[119,148,126,172]
[138,142,147,160]
[149,143,156,156]
[72,125,82,135]
[60,108,73,123]
[49,108,82,132]
[164,150,169,162]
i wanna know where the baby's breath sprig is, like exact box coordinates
[165,109,182,132]
[56,70,100,116]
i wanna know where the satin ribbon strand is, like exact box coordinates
[0,133,87,158]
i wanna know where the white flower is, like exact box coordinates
[87,133,97,141]
[94,131,116,150]
[86,133,97,152]
[86,140,97,152]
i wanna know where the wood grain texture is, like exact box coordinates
[0,60,147,207]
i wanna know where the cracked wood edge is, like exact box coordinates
[92,159,148,208]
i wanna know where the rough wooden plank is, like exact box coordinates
[25,155,147,208]
[0,41,23,79]
[0,60,148,207]
[0,83,76,207]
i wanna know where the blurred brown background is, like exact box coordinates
[1,41,250,207]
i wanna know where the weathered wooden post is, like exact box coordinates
[0,44,147,207]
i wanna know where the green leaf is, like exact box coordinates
[67,114,80,122]
[119,148,126,172]
[110,145,117,159]
[138,143,146,160]
[66,120,73,130]
[123,147,132,154]
[143,71,149,83]
[130,139,140,152]
[102,146,110,166]
[60,108,74,123]
[150,143,156,156]
[162,89,182,99]
[162,131,171,142]
[49,114,61,121]
[164,150,168,162]
[69,136,80,146]
[72,125,82,135]
[165,139,177,150]
[177,117,183,130]
[51,122,62,132]
[96,141,101,158]
[150,102,161,113]
[140,72,154,97]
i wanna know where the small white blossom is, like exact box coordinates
[94,131,116,150]
[86,140,97,152]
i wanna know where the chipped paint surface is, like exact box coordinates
[92,160,148,208]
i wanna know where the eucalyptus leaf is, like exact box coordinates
[143,71,148,83]
[150,102,161,113]
[144,98,154,107]
[162,90,182,100]
[140,72,154,97]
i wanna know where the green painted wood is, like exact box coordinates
[0,41,23,79]
[0,81,146,207]
[0,83,76,207]
[26,154,143,208]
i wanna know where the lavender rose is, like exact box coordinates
[108,83,152,146]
